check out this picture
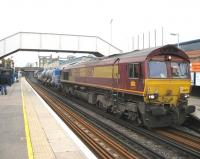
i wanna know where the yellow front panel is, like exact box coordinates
[144,79,191,106]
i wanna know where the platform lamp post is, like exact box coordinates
[110,19,113,44]
[170,33,180,48]
[109,18,113,55]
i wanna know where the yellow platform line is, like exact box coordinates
[21,82,34,159]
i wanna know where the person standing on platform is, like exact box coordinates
[0,70,2,94]
[0,71,8,95]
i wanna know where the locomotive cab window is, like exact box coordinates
[128,63,140,78]
[148,61,167,78]
[171,62,189,78]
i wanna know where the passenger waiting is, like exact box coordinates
[0,71,9,95]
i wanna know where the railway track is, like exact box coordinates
[184,115,200,134]
[172,125,200,138]
[154,128,200,152]
[61,91,200,158]
[28,78,200,158]
[28,79,142,159]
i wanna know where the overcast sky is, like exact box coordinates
[0,0,200,66]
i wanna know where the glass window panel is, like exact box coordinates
[149,61,167,78]
[171,62,189,78]
[128,63,139,78]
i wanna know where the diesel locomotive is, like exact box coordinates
[59,45,195,128]
[37,45,195,128]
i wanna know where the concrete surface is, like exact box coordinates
[0,81,27,159]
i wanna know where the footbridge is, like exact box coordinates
[0,32,123,59]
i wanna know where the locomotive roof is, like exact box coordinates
[108,47,157,59]
[107,45,189,61]
[62,45,189,70]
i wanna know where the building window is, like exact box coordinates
[128,63,139,78]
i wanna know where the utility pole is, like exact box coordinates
[170,33,180,48]
[149,31,150,48]
[132,36,134,50]
[162,27,164,46]
[109,18,113,55]
[143,33,144,49]
[154,29,157,47]
[110,19,113,44]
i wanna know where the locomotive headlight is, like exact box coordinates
[148,94,158,100]
[181,93,189,99]
[184,94,189,98]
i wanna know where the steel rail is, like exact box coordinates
[154,129,200,152]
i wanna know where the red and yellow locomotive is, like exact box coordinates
[61,45,195,128]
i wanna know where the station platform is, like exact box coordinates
[0,78,96,159]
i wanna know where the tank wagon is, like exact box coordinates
[59,45,195,128]
[37,70,46,82]
[34,70,43,79]
[38,68,61,87]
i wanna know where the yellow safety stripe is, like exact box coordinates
[21,82,34,159]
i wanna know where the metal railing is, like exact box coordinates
[0,32,123,58]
